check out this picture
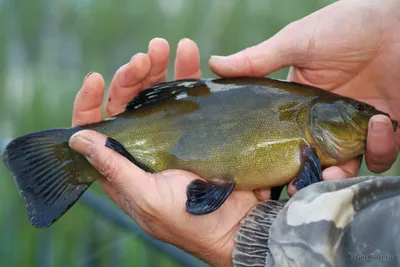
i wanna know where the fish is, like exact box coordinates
[2,77,398,228]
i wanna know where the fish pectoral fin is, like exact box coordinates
[293,147,322,191]
[105,137,154,173]
[186,179,235,215]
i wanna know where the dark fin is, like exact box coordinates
[2,127,93,228]
[270,185,284,200]
[186,179,235,215]
[293,147,322,191]
[105,137,154,173]
[125,79,206,112]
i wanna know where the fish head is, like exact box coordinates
[309,97,397,160]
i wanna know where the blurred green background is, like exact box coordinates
[0,0,398,266]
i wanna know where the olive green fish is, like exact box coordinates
[2,77,398,228]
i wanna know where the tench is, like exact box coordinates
[3,77,398,228]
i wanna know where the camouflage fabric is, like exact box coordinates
[232,176,400,267]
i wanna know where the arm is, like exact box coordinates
[233,176,400,267]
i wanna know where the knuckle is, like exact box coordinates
[305,36,317,56]
[96,153,120,181]
[105,105,115,117]
[243,50,257,77]
[105,105,111,115]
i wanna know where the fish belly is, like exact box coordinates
[166,137,304,190]
[233,138,303,189]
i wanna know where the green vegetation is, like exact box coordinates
[0,0,397,266]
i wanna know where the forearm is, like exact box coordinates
[232,176,400,267]
[232,200,288,267]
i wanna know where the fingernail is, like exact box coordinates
[84,72,93,81]
[371,118,389,136]
[179,37,190,43]
[69,135,93,157]
[210,55,227,61]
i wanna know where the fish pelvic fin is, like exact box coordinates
[186,179,235,215]
[2,127,94,228]
[293,147,323,191]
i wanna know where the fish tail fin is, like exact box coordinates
[3,127,94,228]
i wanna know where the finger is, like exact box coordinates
[174,38,201,80]
[322,158,361,180]
[366,115,398,173]
[106,53,151,117]
[143,37,170,88]
[286,157,361,196]
[69,130,152,196]
[253,188,271,201]
[72,72,105,127]
[208,26,300,78]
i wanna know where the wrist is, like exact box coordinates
[194,228,236,267]
[213,227,237,267]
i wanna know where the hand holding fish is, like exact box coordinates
[70,38,258,267]
[210,0,400,195]
[70,0,400,264]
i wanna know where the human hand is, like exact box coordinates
[209,0,400,195]
[69,38,267,266]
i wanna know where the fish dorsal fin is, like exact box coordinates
[125,79,205,112]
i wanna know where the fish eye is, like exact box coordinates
[353,102,365,112]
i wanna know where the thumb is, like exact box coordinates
[365,115,398,173]
[68,130,148,193]
[209,30,297,77]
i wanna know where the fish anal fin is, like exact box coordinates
[186,179,235,215]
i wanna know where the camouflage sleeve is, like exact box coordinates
[232,176,400,267]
